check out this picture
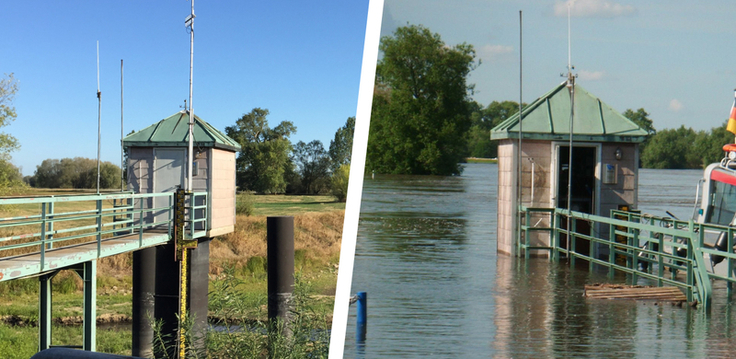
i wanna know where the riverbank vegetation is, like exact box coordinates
[0,193,343,358]
[367,25,733,175]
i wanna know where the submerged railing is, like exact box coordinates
[0,191,208,276]
[518,206,736,311]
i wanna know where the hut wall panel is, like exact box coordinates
[597,143,638,241]
[128,148,153,193]
[497,141,515,255]
[127,147,154,225]
[191,150,210,193]
[210,148,236,234]
[519,141,553,251]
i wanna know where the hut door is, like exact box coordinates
[153,149,185,227]
[555,145,597,256]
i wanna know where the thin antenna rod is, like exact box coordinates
[517,10,523,255]
[565,2,575,253]
[186,0,195,192]
[96,41,101,194]
[567,4,572,73]
[121,59,124,191]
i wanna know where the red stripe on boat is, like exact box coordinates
[711,169,736,187]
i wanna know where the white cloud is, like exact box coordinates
[478,44,514,61]
[554,0,636,18]
[578,70,605,81]
[669,99,684,112]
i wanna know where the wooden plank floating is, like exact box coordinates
[584,284,687,303]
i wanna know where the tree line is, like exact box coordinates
[368,24,733,174]
[19,110,353,199]
[225,108,354,199]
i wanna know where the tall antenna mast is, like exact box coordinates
[565,2,576,251]
[186,0,195,192]
[517,10,523,256]
[121,59,125,191]
[96,41,102,194]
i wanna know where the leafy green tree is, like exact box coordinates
[292,140,331,194]
[623,108,656,158]
[328,116,355,172]
[467,100,521,158]
[641,126,698,169]
[367,25,477,175]
[225,108,296,194]
[692,121,734,167]
[330,164,350,202]
[623,108,656,136]
[30,157,120,188]
[0,74,20,161]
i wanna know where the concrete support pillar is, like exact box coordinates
[79,261,97,352]
[132,247,156,357]
[38,272,55,351]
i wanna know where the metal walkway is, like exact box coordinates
[518,207,736,311]
[0,191,207,352]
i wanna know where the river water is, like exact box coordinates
[345,164,736,358]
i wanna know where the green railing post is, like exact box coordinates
[40,203,46,272]
[96,199,102,257]
[570,215,577,267]
[632,226,639,284]
[168,194,173,241]
[139,197,144,245]
[608,219,615,279]
[48,202,54,250]
[524,209,531,259]
[657,232,664,287]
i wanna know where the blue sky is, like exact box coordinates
[3,1,369,176]
[382,0,736,136]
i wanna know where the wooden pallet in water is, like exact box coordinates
[584,284,687,303]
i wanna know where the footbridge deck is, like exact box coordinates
[0,190,208,352]
[0,191,207,281]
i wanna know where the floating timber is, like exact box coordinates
[584,284,687,303]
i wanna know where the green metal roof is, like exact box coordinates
[123,111,241,151]
[491,82,649,143]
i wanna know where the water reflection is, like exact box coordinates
[346,164,736,358]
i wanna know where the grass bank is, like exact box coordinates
[464,157,497,164]
[0,191,344,357]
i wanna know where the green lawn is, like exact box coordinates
[252,194,345,216]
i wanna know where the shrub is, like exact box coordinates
[330,164,350,202]
[236,192,255,216]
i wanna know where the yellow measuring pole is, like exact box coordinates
[174,188,197,358]
[179,247,188,359]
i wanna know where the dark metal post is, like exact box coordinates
[267,216,294,334]
[188,237,210,355]
[356,291,367,342]
[154,241,180,358]
[132,247,156,357]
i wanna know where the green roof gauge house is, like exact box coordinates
[122,111,240,356]
[491,82,648,258]
[124,111,241,237]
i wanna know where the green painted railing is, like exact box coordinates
[0,191,207,274]
[518,206,736,311]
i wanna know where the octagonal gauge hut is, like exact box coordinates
[491,82,649,258]
[122,110,240,357]
[123,110,241,237]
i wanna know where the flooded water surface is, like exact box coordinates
[345,164,736,358]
